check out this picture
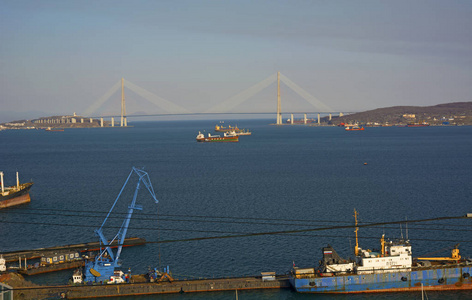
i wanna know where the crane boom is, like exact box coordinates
[417,244,461,261]
[84,167,158,283]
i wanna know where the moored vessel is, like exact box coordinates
[226,129,252,136]
[345,125,364,131]
[214,124,241,132]
[0,172,33,209]
[232,129,252,136]
[289,210,472,293]
[196,131,239,142]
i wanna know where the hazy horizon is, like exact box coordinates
[1,1,471,123]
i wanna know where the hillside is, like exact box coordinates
[331,102,472,126]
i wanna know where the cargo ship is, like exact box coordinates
[289,210,472,293]
[214,124,241,132]
[228,129,252,136]
[196,131,238,142]
[0,172,33,209]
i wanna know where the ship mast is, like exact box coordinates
[381,234,385,256]
[354,209,359,256]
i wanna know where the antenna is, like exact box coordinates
[400,223,404,240]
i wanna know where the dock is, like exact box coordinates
[2,273,291,299]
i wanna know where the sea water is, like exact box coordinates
[1,119,471,299]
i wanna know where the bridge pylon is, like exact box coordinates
[276,71,282,125]
[120,78,127,127]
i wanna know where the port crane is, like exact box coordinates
[417,244,461,261]
[84,167,158,283]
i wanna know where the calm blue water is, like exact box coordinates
[1,119,472,299]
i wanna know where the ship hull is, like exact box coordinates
[290,266,472,293]
[0,183,33,209]
[197,137,239,142]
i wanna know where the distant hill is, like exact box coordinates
[332,102,472,125]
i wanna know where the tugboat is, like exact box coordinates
[0,172,33,209]
[289,210,472,293]
[196,131,239,142]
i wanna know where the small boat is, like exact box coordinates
[345,125,364,131]
[196,131,238,142]
[0,172,33,209]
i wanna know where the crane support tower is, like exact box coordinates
[84,167,158,283]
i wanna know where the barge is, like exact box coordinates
[1,237,146,263]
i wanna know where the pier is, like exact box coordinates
[2,273,291,299]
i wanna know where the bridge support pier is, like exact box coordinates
[291,114,293,125]
[100,118,104,127]
[304,114,307,125]
[318,113,320,125]
[111,117,115,127]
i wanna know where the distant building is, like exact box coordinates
[403,114,416,118]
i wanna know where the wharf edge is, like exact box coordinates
[4,274,291,299]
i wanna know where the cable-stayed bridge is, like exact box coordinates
[83,72,347,126]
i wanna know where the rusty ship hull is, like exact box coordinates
[0,182,33,209]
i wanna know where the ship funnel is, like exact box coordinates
[1,172,4,193]
[16,171,20,189]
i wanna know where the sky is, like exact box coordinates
[1,0,471,121]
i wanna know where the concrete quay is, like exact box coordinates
[9,275,291,299]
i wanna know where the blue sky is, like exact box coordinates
[1,0,471,121]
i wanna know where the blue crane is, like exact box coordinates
[84,167,158,283]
